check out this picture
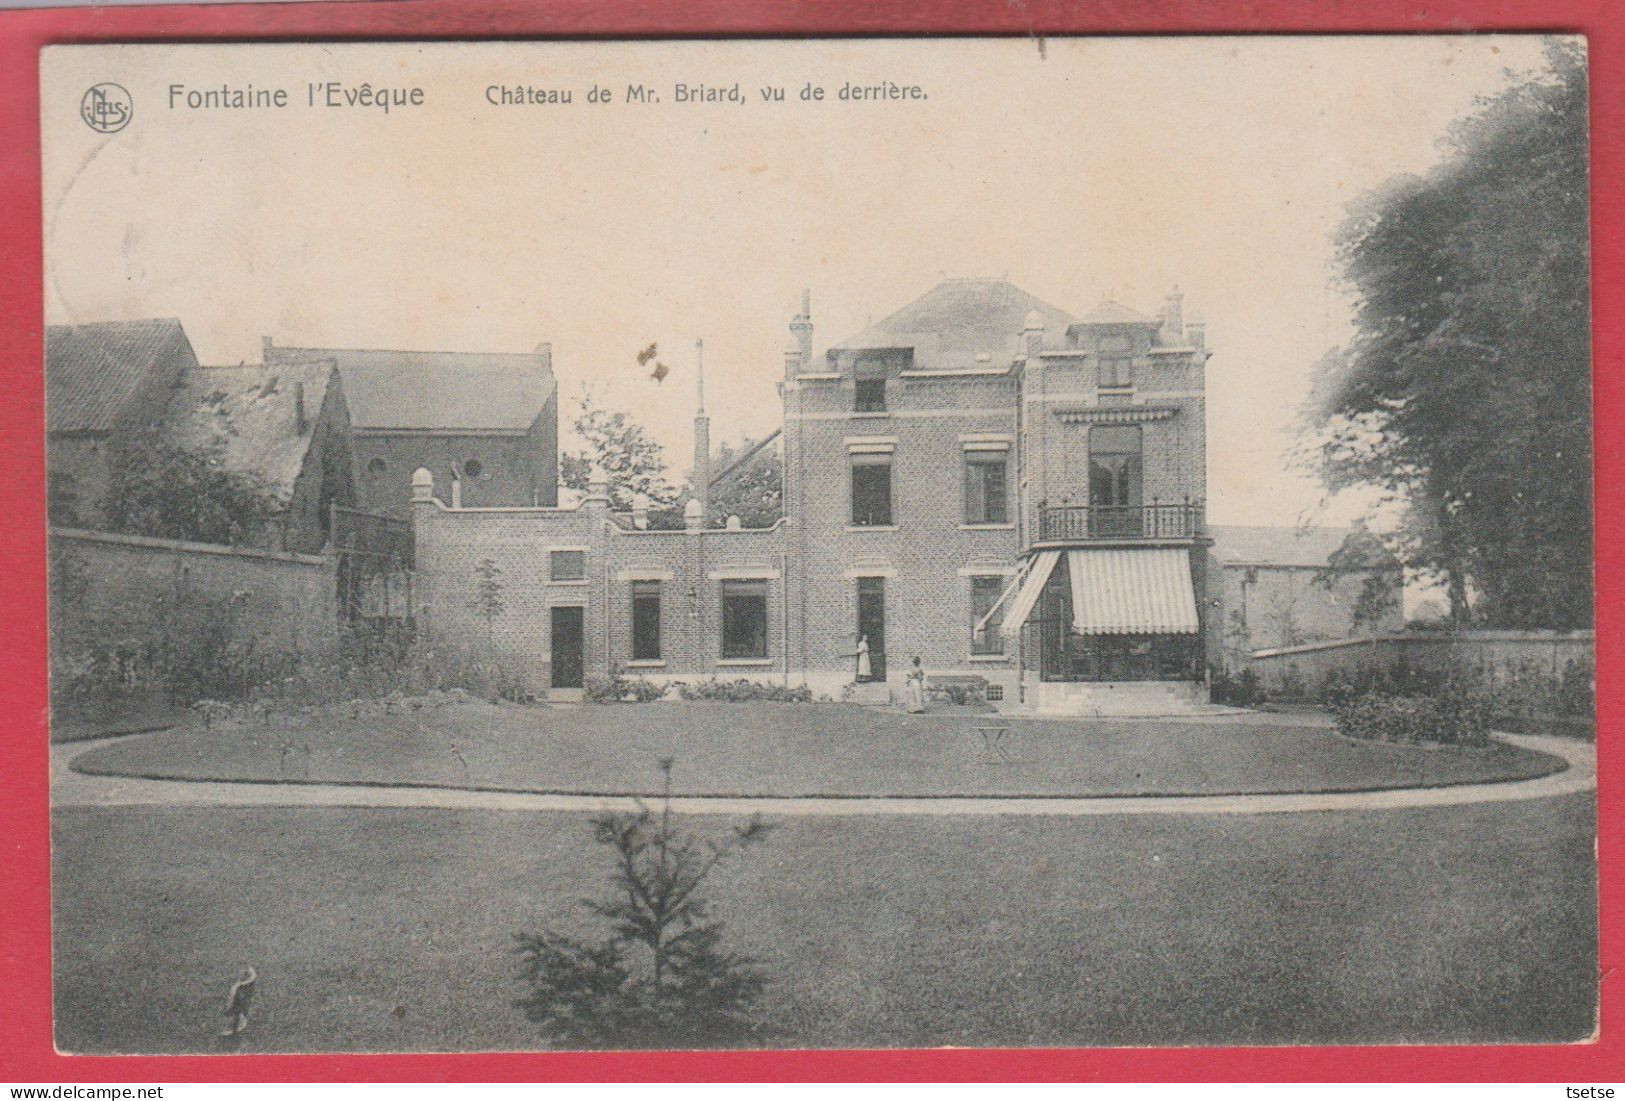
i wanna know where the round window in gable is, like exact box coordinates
[367,458,387,475]
[463,458,483,479]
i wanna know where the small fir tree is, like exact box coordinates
[515,759,773,1048]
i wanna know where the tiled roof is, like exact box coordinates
[831,279,1073,371]
[1209,525,1397,569]
[170,361,338,501]
[266,342,553,432]
[46,319,194,433]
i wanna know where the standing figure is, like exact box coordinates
[905,656,927,713]
[856,634,872,681]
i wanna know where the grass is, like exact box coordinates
[51,794,1597,1052]
[69,700,1565,799]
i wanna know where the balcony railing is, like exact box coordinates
[1037,501,1204,542]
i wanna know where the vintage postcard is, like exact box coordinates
[40,37,1595,1053]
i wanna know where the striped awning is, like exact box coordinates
[1067,548,1199,635]
[998,550,1061,638]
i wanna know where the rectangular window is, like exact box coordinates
[549,549,587,581]
[854,378,887,412]
[1089,425,1143,536]
[851,455,893,526]
[1097,355,1133,388]
[963,455,1009,525]
[631,581,661,660]
[854,359,888,412]
[721,580,769,659]
[971,576,1006,655]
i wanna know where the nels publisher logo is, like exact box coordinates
[80,83,132,133]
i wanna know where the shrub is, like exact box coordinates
[677,679,813,703]
[1331,690,1493,748]
[515,759,773,1048]
[1210,667,1267,707]
[584,674,627,703]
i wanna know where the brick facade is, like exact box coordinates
[412,279,1215,708]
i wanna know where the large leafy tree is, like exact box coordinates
[560,388,682,522]
[1303,41,1591,628]
[709,435,783,528]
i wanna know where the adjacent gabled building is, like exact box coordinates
[45,318,201,527]
[1207,524,1404,670]
[263,338,558,520]
[168,360,356,554]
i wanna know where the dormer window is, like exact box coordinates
[854,359,888,412]
[1097,334,1134,388]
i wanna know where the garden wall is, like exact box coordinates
[48,527,340,698]
[1247,631,1595,728]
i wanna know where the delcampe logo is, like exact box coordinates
[80,83,132,133]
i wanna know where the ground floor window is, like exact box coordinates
[721,579,769,659]
[970,576,1006,654]
[1037,621,1199,681]
[631,581,661,660]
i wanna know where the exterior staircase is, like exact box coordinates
[846,681,893,707]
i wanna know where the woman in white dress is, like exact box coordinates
[856,634,872,680]
[905,656,927,713]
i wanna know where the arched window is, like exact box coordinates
[367,457,387,475]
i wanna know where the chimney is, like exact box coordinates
[294,381,308,435]
[261,335,274,361]
[691,338,711,525]
[585,464,611,509]
[632,492,650,530]
[1162,286,1185,344]
[788,289,814,376]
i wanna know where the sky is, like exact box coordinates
[40,36,1566,527]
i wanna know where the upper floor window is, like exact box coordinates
[851,454,893,526]
[854,360,888,413]
[367,457,387,475]
[549,549,587,582]
[1097,355,1133,388]
[462,458,483,479]
[963,454,1008,525]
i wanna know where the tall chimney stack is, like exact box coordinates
[1162,286,1185,344]
[691,338,711,525]
[788,289,814,376]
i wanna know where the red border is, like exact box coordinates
[1,0,1619,1083]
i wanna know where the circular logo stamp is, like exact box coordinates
[80,83,132,134]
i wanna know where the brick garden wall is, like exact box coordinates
[48,527,339,680]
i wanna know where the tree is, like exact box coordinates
[1300,41,1591,628]
[469,558,505,653]
[560,388,681,521]
[515,759,773,1048]
[101,430,282,547]
[708,435,784,528]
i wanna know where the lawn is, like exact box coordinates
[52,794,1597,1052]
[69,700,1565,799]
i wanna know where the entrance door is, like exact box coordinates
[856,577,886,681]
[550,605,584,688]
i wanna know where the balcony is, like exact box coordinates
[1037,500,1205,543]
